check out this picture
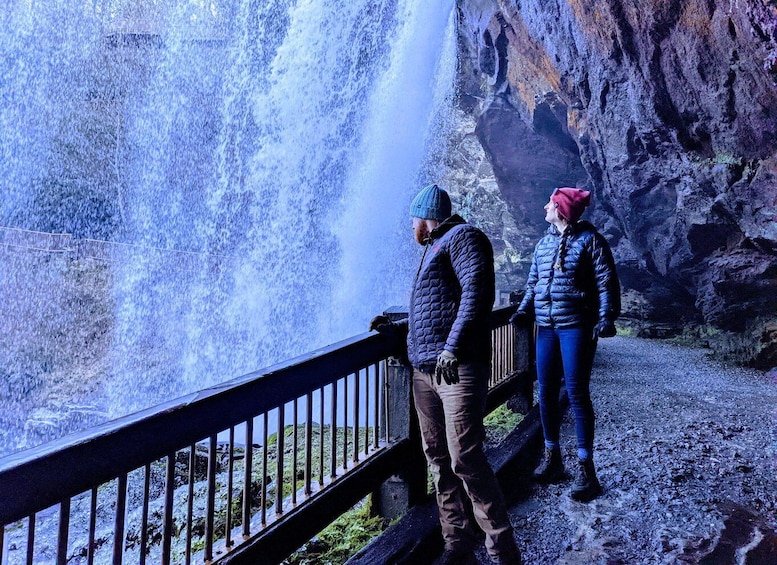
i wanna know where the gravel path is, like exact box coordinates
[497,336,777,565]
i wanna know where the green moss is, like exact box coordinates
[484,403,522,443]
[615,324,638,337]
[285,499,387,565]
[665,324,720,348]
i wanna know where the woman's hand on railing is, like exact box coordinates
[509,310,532,328]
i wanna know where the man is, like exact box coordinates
[371,184,521,565]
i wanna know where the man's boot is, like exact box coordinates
[532,447,564,483]
[570,458,602,502]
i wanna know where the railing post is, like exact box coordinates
[510,325,534,414]
[373,356,426,521]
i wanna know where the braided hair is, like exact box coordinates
[554,226,572,272]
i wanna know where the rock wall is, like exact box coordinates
[456,0,777,367]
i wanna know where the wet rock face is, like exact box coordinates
[456,0,777,365]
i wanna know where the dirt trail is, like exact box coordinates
[500,336,777,564]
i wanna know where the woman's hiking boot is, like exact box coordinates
[532,447,564,483]
[570,458,602,502]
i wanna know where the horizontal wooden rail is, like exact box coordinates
[0,333,400,526]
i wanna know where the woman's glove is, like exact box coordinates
[435,350,459,385]
[594,319,617,338]
[509,310,532,328]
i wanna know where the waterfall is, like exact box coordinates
[0,0,457,453]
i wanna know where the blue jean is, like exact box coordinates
[535,326,597,460]
[412,363,515,558]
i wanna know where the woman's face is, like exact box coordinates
[544,198,561,224]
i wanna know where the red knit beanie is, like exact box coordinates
[551,187,591,222]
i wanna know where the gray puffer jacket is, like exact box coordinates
[407,215,495,369]
[518,221,620,328]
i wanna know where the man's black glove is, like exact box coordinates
[369,315,389,331]
[369,314,399,335]
[594,319,617,338]
[509,310,532,328]
[435,350,459,385]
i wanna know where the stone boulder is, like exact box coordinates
[456,0,777,366]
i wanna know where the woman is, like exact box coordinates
[511,187,620,502]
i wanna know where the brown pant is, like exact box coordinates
[412,363,516,558]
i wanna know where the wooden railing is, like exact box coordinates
[0,305,531,565]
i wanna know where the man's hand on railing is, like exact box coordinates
[509,310,532,328]
[369,315,401,336]
[435,350,459,385]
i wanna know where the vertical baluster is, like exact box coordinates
[505,325,509,375]
[57,498,70,565]
[503,325,508,376]
[113,474,127,564]
[305,391,313,496]
[205,436,217,561]
[364,366,370,455]
[501,325,506,378]
[500,326,505,380]
[275,404,285,515]
[353,371,360,463]
[161,453,175,565]
[373,362,380,449]
[319,387,325,487]
[511,322,516,372]
[342,375,348,471]
[185,445,195,565]
[330,380,337,479]
[292,398,299,504]
[226,427,235,549]
[508,324,512,372]
[26,515,34,565]
[492,328,498,385]
[499,326,504,381]
[261,412,268,526]
[140,464,151,565]
[488,330,499,388]
[496,326,501,382]
[382,360,390,444]
[87,488,97,565]
[510,324,514,372]
[495,325,501,380]
[243,419,254,538]
[505,323,510,373]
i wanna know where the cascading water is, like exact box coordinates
[0,0,458,457]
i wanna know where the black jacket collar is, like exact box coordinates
[429,214,466,242]
[547,220,595,237]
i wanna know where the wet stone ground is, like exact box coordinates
[482,336,777,565]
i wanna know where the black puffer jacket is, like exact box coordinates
[518,221,620,328]
[407,215,495,369]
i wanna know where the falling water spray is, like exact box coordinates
[0,0,458,455]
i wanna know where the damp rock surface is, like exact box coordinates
[490,336,777,564]
[456,1,777,364]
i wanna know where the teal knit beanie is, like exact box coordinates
[409,184,452,221]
